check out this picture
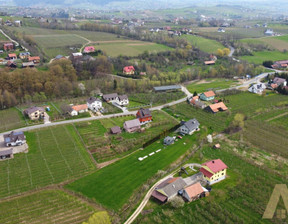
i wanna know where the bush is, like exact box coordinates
[169,196,185,208]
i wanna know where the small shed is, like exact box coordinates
[111,126,122,134]
[0,148,13,160]
[163,136,175,145]
[213,144,221,149]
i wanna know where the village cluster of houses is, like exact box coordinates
[152,159,228,203]
[248,76,287,94]
[188,90,228,113]
[110,108,152,135]
[1,42,41,68]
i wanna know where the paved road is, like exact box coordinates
[124,163,201,224]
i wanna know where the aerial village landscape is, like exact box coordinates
[0,0,288,223]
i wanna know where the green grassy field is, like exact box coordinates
[0,108,26,133]
[0,190,97,224]
[240,50,288,64]
[180,35,224,53]
[94,41,172,57]
[66,130,201,211]
[186,79,240,93]
[0,125,95,199]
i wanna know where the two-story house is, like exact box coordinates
[116,95,129,106]
[136,108,152,124]
[123,66,135,75]
[4,131,26,147]
[200,159,228,185]
[179,119,200,135]
[24,107,45,120]
[87,97,102,111]
[200,91,216,101]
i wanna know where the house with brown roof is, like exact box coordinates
[206,102,228,113]
[28,56,40,63]
[273,77,287,87]
[182,182,209,202]
[69,104,88,116]
[200,91,216,101]
[123,119,141,133]
[136,108,152,124]
[4,131,26,147]
[3,43,13,51]
[189,96,206,109]
[24,107,45,120]
[200,159,228,185]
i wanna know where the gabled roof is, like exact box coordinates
[22,61,34,67]
[111,126,121,134]
[118,95,128,101]
[157,177,186,198]
[123,66,135,72]
[29,56,40,61]
[8,53,17,57]
[208,102,228,113]
[184,182,204,198]
[199,167,214,178]
[203,91,215,98]
[137,108,152,119]
[202,159,228,173]
[182,118,200,131]
[87,97,101,104]
[71,104,88,112]
[4,131,25,144]
[273,77,286,85]
[24,106,44,115]
[72,52,82,57]
[0,148,13,156]
[124,119,141,129]
[103,93,118,100]
[19,52,30,56]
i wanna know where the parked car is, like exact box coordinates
[177,135,183,139]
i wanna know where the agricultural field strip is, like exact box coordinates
[25,154,33,186]
[36,132,55,182]
[265,111,288,122]
[49,128,73,173]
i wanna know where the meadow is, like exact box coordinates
[186,79,240,93]
[240,50,288,64]
[0,190,97,224]
[66,129,201,211]
[0,108,26,133]
[0,125,95,199]
[180,35,224,53]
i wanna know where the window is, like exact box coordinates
[222,173,224,175]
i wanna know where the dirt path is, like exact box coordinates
[266,112,288,122]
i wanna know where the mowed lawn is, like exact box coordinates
[94,41,172,57]
[180,35,224,53]
[0,125,95,199]
[240,50,288,64]
[0,190,97,224]
[186,79,240,93]
[0,108,26,133]
[66,131,201,210]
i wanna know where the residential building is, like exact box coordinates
[22,61,35,68]
[8,53,17,60]
[123,119,141,133]
[151,177,186,203]
[123,66,135,75]
[116,95,129,106]
[110,126,122,134]
[248,83,266,94]
[273,77,287,86]
[6,61,17,68]
[200,159,228,185]
[179,119,200,135]
[71,52,83,60]
[28,56,40,63]
[24,107,45,120]
[217,28,225,32]
[190,96,206,109]
[87,97,102,111]
[83,46,95,53]
[0,149,13,160]
[200,91,216,101]
[163,136,175,145]
[3,43,13,51]
[206,102,228,113]
[4,131,26,147]
[264,29,274,36]
[19,52,30,59]
[182,182,208,202]
[136,108,152,124]
[103,93,118,103]
[69,104,88,116]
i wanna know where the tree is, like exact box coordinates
[82,211,111,224]
[216,49,224,57]
[223,48,231,56]
[193,91,198,96]
[113,79,117,90]
[232,113,245,129]
[262,60,273,68]
[169,196,185,208]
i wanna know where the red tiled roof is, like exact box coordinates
[204,60,215,65]
[123,66,135,73]
[204,91,216,98]
[72,104,88,112]
[208,102,228,113]
[271,83,278,89]
[200,167,214,178]
[202,159,228,173]
[84,46,95,53]
[29,56,40,61]
[8,53,16,57]
[184,182,204,198]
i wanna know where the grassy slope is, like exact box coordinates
[0,108,26,133]
[0,190,97,224]
[180,35,224,53]
[240,50,288,64]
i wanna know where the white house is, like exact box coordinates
[87,97,102,111]
[248,83,266,94]
[69,104,88,116]
[4,131,26,147]
[116,95,129,106]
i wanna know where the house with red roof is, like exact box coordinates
[206,102,228,113]
[136,108,152,124]
[8,53,17,60]
[83,46,95,53]
[28,56,40,63]
[123,66,135,75]
[69,104,88,116]
[200,159,228,185]
[200,91,216,101]
[3,43,13,51]
[182,182,209,202]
